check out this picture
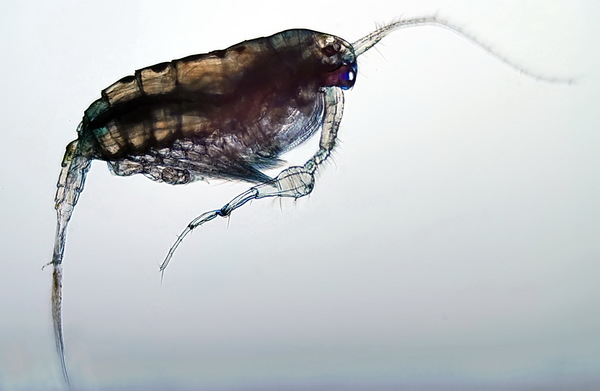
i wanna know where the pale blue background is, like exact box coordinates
[1,1,598,390]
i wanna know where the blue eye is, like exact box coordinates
[340,71,354,89]
[339,63,357,89]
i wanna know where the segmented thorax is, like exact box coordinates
[78,29,356,184]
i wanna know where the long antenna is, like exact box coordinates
[352,16,573,84]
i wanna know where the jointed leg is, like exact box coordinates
[160,87,345,272]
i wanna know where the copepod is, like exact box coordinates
[50,16,565,387]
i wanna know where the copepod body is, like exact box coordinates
[50,17,562,388]
[78,29,356,184]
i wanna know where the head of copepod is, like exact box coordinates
[314,33,357,90]
[267,29,357,90]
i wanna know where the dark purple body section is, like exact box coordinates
[78,29,356,184]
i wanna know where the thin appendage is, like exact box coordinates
[52,265,70,389]
[50,137,92,388]
[352,16,573,84]
[159,190,257,275]
[160,88,344,273]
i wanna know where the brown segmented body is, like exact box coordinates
[79,30,351,184]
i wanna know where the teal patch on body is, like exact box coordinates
[84,98,110,122]
[92,126,109,138]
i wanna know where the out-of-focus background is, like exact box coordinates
[1,1,598,390]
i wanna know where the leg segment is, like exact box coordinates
[160,87,344,272]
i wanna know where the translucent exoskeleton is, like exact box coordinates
[50,16,568,388]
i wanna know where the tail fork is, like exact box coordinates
[51,138,92,388]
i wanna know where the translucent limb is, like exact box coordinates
[160,87,344,273]
[352,16,573,84]
[49,137,92,389]
[51,265,70,389]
